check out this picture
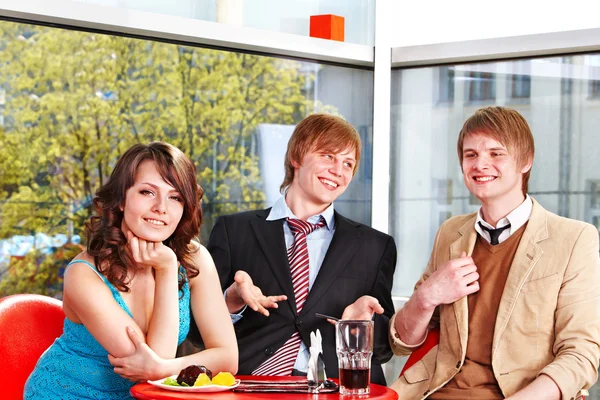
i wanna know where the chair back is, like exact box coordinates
[399,328,440,376]
[0,294,65,400]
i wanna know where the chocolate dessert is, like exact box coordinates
[176,365,213,386]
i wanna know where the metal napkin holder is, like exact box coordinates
[307,329,329,393]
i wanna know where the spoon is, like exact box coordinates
[315,313,339,322]
[316,313,350,352]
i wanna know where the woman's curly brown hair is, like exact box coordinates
[86,142,204,292]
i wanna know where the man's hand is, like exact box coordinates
[225,270,287,316]
[504,374,561,400]
[108,327,165,382]
[341,295,384,321]
[417,251,479,311]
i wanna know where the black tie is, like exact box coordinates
[478,222,511,245]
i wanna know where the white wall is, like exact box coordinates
[390,0,600,47]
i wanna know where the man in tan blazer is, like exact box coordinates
[389,106,600,400]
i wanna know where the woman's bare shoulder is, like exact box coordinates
[188,240,211,259]
[188,241,216,282]
[64,251,101,281]
[71,250,95,264]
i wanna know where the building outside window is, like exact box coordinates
[508,60,531,100]
[510,74,531,99]
[466,71,496,102]
[591,79,600,97]
[586,180,600,229]
[436,66,455,103]
[588,55,600,97]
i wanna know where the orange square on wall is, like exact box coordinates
[309,14,345,42]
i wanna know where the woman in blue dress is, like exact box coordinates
[24,142,238,399]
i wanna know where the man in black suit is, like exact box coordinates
[195,114,396,384]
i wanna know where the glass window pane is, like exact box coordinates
[391,54,600,395]
[391,55,600,296]
[0,20,373,297]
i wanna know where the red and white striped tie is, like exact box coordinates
[252,217,325,376]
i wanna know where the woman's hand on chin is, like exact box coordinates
[127,230,178,271]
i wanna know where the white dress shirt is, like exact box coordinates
[475,194,532,244]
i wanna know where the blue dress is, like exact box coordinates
[24,260,190,400]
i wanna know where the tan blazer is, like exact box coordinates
[389,199,600,400]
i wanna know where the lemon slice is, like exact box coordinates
[193,373,212,386]
[212,372,236,386]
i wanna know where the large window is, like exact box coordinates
[0,20,373,297]
[390,55,600,297]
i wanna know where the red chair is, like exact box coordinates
[0,294,65,400]
[399,328,440,376]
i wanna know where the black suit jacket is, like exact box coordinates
[189,208,396,385]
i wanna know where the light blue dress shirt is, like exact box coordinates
[228,195,336,373]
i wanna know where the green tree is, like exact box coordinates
[0,20,326,296]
